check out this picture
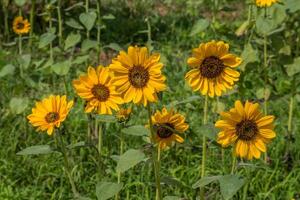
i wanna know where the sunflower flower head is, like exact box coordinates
[109,46,167,106]
[73,65,124,115]
[27,95,73,135]
[215,100,276,160]
[116,107,132,122]
[13,16,31,35]
[150,108,189,150]
[185,40,242,97]
[256,0,278,7]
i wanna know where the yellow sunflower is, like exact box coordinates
[73,66,124,114]
[215,100,276,160]
[256,0,278,7]
[185,40,242,97]
[109,46,166,106]
[150,108,189,149]
[13,16,31,35]
[116,107,132,122]
[27,95,73,135]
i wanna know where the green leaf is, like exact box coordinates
[18,54,31,70]
[239,44,258,71]
[0,64,15,78]
[116,149,145,173]
[51,60,71,75]
[81,39,98,52]
[64,33,81,50]
[72,55,90,64]
[121,125,150,136]
[17,145,54,155]
[67,141,86,149]
[102,14,115,20]
[14,0,26,6]
[219,175,245,200]
[163,196,182,200]
[97,115,117,123]
[39,32,56,49]
[192,176,222,189]
[190,19,210,36]
[285,0,300,12]
[199,124,218,141]
[96,182,123,200]
[256,5,286,35]
[9,97,28,114]
[285,57,300,76]
[65,18,84,30]
[79,12,97,31]
[256,88,271,100]
[104,43,123,51]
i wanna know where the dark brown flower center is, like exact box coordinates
[128,66,149,88]
[91,84,110,101]
[200,56,225,78]
[235,120,259,141]
[17,22,25,29]
[45,112,59,123]
[156,123,174,138]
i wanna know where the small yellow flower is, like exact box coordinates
[13,16,30,35]
[73,65,124,114]
[109,46,166,106]
[185,40,242,97]
[27,95,73,135]
[150,108,189,150]
[116,107,132,122]
[256,0,278,7]
[215,100,276,160]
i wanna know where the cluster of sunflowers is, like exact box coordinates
[27,43,275,161]
[15,0,280,198]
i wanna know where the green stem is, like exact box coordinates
[18,35,22,55]
[56,132,79,198]
[287,95,294,135]
[29,0,36,47]
[49,14,53,60]
[231,154,236,174]
[97,0,101,64]
[115,124,124,200]
[147,103,162,200]
[85,0,90,39]
[263,8,268,163]
[3,2,9,41]
[98,120,103,158]
[156,146,162,200]
[57,0,63,47]
[200,95,208,200]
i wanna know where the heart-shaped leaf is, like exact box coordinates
[79,12,97,31]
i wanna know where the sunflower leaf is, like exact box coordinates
[96,182,123,200]
[79,12,97,31]
[16,145,55,155]
[198,124,218,141]
[39,32,56,49]
[284,57,300,77]
[190,19,210,36]
[97,115,117,123]
[116,149,146,173]
[64,32,81,50]
[219,175,245,200]
[122,125,150,136]
[9,97,28,114]
[192,176,222,189]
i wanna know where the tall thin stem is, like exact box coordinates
[115,124,124,200]
[85,0,90,39]
[147,103,162,200]
[29,0,36,47]
[57,0,63,47]
[231,153,236,174]
[97,0,101,64]
[200,95,208,200]
[263,8,268,163]
[56,132,79,198]
[49,13,53,61]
